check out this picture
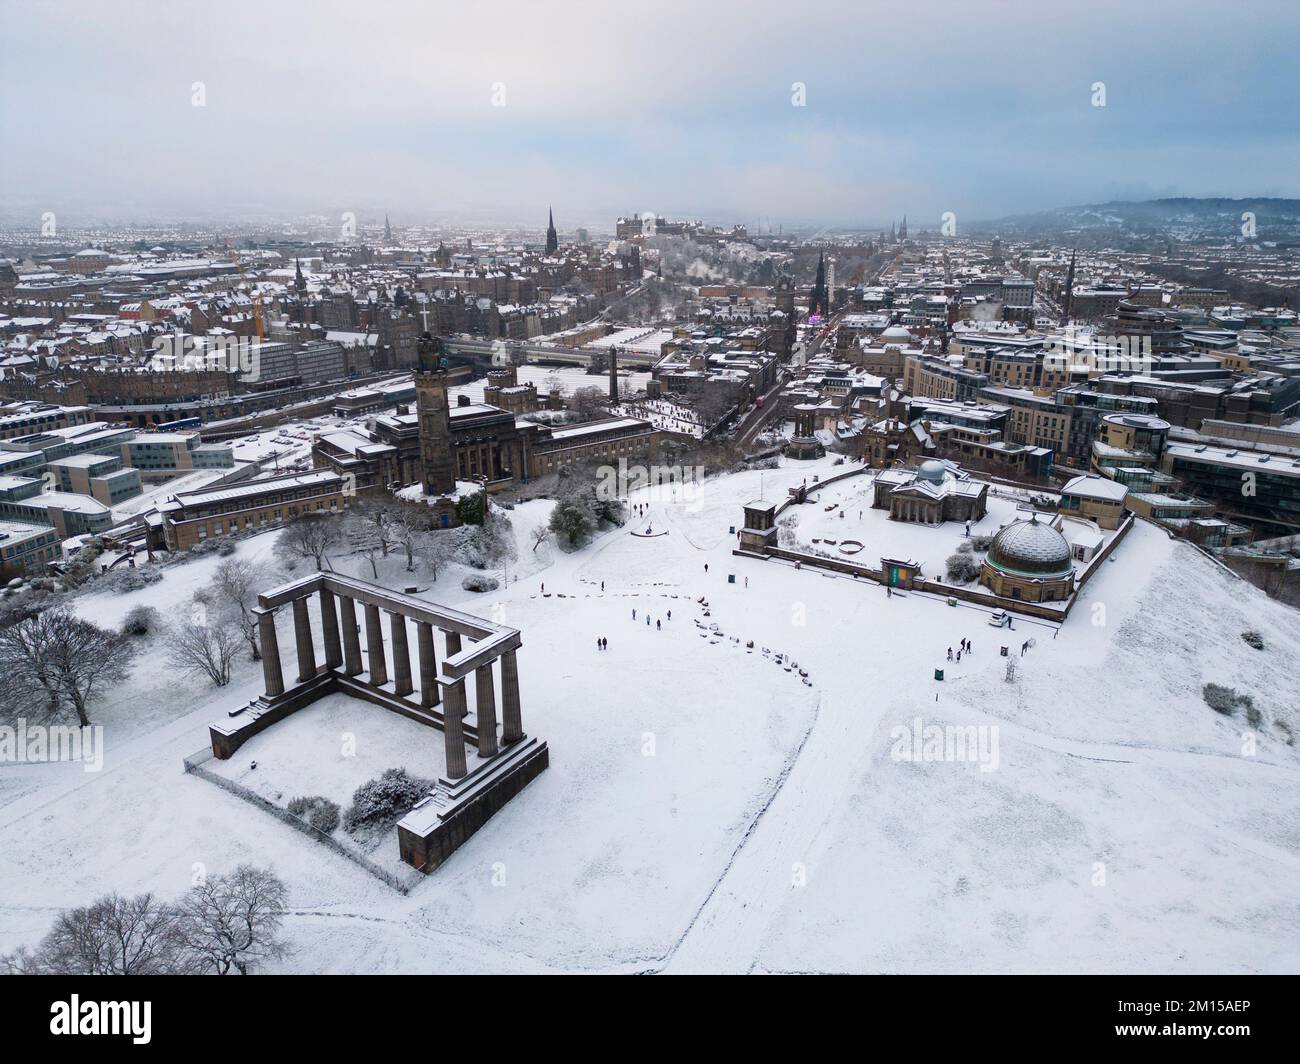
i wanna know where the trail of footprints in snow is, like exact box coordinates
[530,582,813,687]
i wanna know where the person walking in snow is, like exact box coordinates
[744,576,749,588]
[632,608,636,620]
[967,640,973,654]
[600,581,605,591]
[956,650,962,663]
[667,610,671,620]
[947,647,953,661]
[1021,640,1028,657]
[541,582,545,593]
[656,619,661,630]
[704,563,709,573]
[646,616,650,626]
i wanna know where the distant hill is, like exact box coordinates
[977,197,1300,244]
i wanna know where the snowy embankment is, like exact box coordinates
[2,455,1298,973]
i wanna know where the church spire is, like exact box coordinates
[1063,248,1077,325]
[545,207,558,254]
[809,251,828,318]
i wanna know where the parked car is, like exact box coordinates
[988,609,1012,628]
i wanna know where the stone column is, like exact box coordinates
[318,588,342,669]
[339,596,363,676]
[443,678,468,779]
[256,607,283,698]
[291,596,316,683]
[417,622,439,707]
[500,648,523,745]
[364,603,388,686]
[390,613,412,697]
[475,663,498,757]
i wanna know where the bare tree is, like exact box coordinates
[175,865,289,975]
[166,610,244,687]
[353,497,395,558]
[206,558,270,660]
[1,892,194,975]
[571,386,610,421]
[274,511,342,572]
[389,503,434,572]
[419,531,455,581]
[0,606,64,722]
[530,523,551,553]
[345,512,386,579]
[0,607,137,727]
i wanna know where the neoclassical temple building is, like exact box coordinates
[872,459,988,525]
[979,514,1076,603]
[205,572,549,873]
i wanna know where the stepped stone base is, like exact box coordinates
[398,737,550,873]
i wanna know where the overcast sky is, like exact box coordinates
[1,0,1297,229]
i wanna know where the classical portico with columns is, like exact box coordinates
[207,571,548,873]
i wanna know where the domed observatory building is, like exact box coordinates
[979,514,1075,603]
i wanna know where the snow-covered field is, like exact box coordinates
[2,455,1299,973]
[451,364,651,404]
[614,398,706,439]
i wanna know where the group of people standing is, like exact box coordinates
[946,637,974,663]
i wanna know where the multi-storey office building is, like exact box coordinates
[1162,442,1300,535]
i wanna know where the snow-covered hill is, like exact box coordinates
[1,456,1297,973]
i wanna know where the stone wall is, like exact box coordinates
[182,747,415,893]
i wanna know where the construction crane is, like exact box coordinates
[224,239,264,344]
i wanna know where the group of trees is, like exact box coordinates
[1,865,288,976]
[548,465,628,548]
[0,605,137,727]
[271,497,466,581]
[164,557,273,688]
[274,511,343,573]
[164,493,523,689]
[604,275,689,323]
[945,539,990,584]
